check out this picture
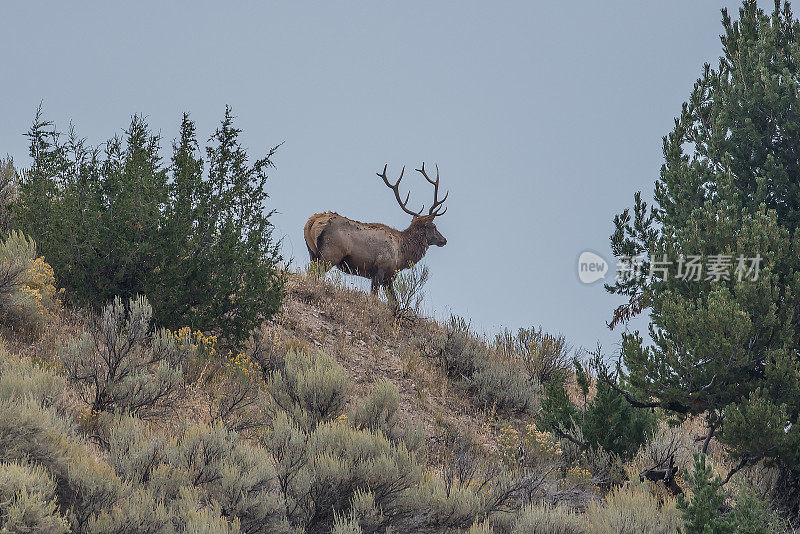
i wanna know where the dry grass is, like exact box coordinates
[273,269,517,463]
[0,302,86,363]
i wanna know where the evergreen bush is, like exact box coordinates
[16,107,284,345]
[678,454,787,534]
[537,372,657,461]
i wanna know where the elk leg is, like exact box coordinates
[383,280,399,312]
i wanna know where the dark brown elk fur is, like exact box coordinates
[304,164,448,306]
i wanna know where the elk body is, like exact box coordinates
[304,163,448,305]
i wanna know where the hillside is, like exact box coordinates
[0,265,787,533]
[280,271,507,457]
[5,268,537,477]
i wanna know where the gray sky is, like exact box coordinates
[0,2,765,353]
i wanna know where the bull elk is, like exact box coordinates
[304,163,448,307]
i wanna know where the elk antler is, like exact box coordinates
[415,163,448,217]
[377,164,425,217]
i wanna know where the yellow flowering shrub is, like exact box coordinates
[523,424,562,463]
[567,465,592,484]
[172,326,217,357]
[498,424,566,469]
[23,256,58,314]
[224,350,261,382]
[171,327,219,384]
[170,326,262,388]
[0,232,59,331]
[497,425,521,466]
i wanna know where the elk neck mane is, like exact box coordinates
[400,217,430,265]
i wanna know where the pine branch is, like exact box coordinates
[720,455,758,486]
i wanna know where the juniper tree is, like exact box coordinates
[606,0,800,518]
[150,109,284,342]
[16,107,284,345]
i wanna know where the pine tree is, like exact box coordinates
[607,0,800,518]
[677,454,732,534]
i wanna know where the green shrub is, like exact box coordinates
[728,488,787,534]
[406,480,484,531]
[210,372,270,433]
[17,107,284,345]
[312,421,485,532]
[437,316,481,378]
[537,376,657,461]
[350,379,400,436]
[0,351,66,409]
[436,317,540,415]
[511,503,587,534]
[331,515,363,534]
[56,445,127,531]
[100,413,168,486]
[580,381,658,460]
[0,156,18,232]
[268,350,349,431]
[678,454,786,534]
[0,396,72,471]
[84,487,172,534]
[171,486,242,534]
[60,295,190,417]
[495,326,571,384]
[263,411,308,525]
[264,397,485,533]
[677,454,730,534]
[337,488,389,533]
[586,485,681,534]
[302,420,421,530]
[171,424,289,533]
[466,358,541,414]
[0,461,69,534]
[389,262,429,318]
[101,413,290,533]
[0,342,289,533]
[0,393,131,532]
[466,520,496,534]
[0,319,582,534]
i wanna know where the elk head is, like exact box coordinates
[377,162,448,247]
